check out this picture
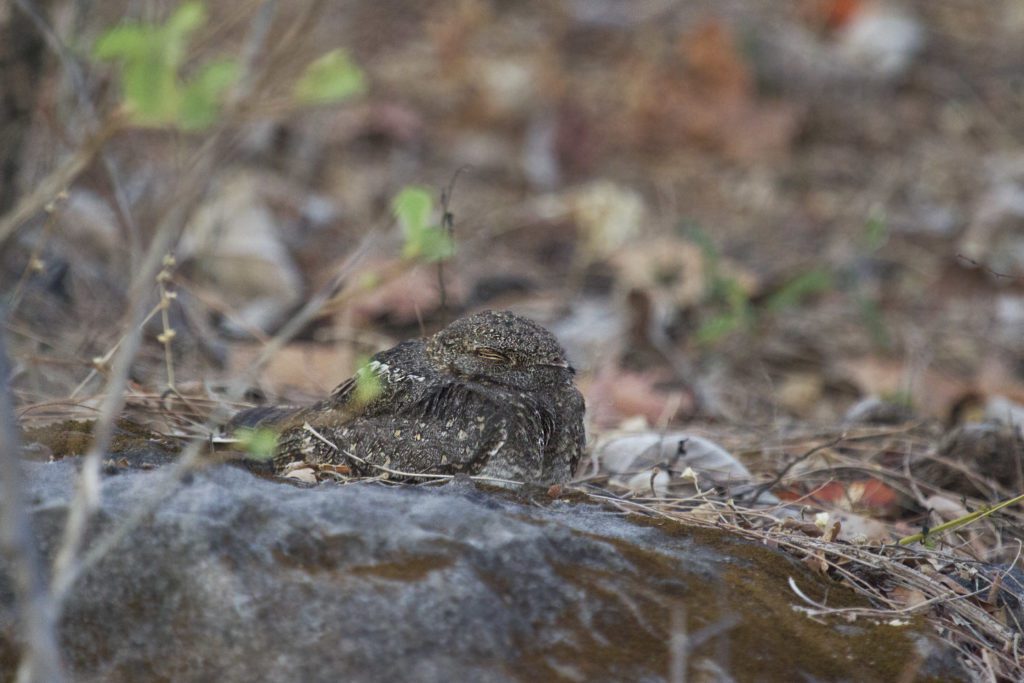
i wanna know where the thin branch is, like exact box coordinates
[13,0,143,267]
[0,117,120,246]
[50,215,380,601]
[957,254,1022,282]
[50,198,193,597]
[436,166,468,325]
[898,493,1024,546]
[0,322,66,683]
[749,435,846,505]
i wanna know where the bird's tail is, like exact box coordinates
[228,405,304,430]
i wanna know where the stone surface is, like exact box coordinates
[0,461,963,683]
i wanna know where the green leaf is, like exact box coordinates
[409,226,456,262]
[764,269,833,314]
[392,187,433,236]
[166,1,206,36]
[857,294,892,349]
[696,313,744,346]
[180,59,239,129]
[92,2,213,127]
[721,277,750,314]
[391,187,455,262]
[93,25,150,60]
[121,52,180,123]
[235,427,278,461]
[685,225,720,289]
[353,358,383,408]
[294,49,366,105]
[863,208,888,252]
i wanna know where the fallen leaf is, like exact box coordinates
[284,467,318,484]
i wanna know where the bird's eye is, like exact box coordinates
[474,347,511,363]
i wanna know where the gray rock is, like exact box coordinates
[1,461,963,682]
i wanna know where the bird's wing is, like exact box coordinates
[328,339,429,407]
[540,384,586,482]
[276,381,547,482]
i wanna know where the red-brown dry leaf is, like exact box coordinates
[806,479,900,515]
[801,0,865,31]
[318,463,353,476]
[680,19,751,103]
[627,18,800,161]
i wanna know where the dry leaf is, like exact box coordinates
[284,467,318,484]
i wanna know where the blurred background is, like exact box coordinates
[3,0,1024,432]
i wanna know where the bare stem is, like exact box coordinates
[14,0,142,267]
[0,116,121,247]
[0,323,66,683]
[156,255,179,393]
[49,201,189,600]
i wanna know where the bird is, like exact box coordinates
[229,310,586,485]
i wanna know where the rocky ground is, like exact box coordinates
[0,460,967,683]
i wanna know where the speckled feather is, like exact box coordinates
[230,311,586,484]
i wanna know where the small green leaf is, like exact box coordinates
[235,427,278,461]
[353,358,383,408]
[392,186,454,261]
[857,295,892,349]
[721,277,750,314]
[93,2,215,127]
[685,225,720,290]
[294,49,366,105]
[93,25,150,60]
[863,208,888,252]
[696,313,744,346]
[121,53,180,123]
[392,187,433,236]
[180,59,239,129]
[882,390,913,408]
[764,269,833,314]
[166,1,207,36]
[358,271,381,290]
[409,226,456,262]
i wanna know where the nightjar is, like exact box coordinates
[230,310,586,484]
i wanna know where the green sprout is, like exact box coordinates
[234,427,278,461]
[392,187,455,262]
[294,49,366,105]
[352,357,383,408]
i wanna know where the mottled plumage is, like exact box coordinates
[230,310,586,484]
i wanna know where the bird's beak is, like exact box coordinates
[544,359,574,374]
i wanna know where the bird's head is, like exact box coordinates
[426,310,574,392]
